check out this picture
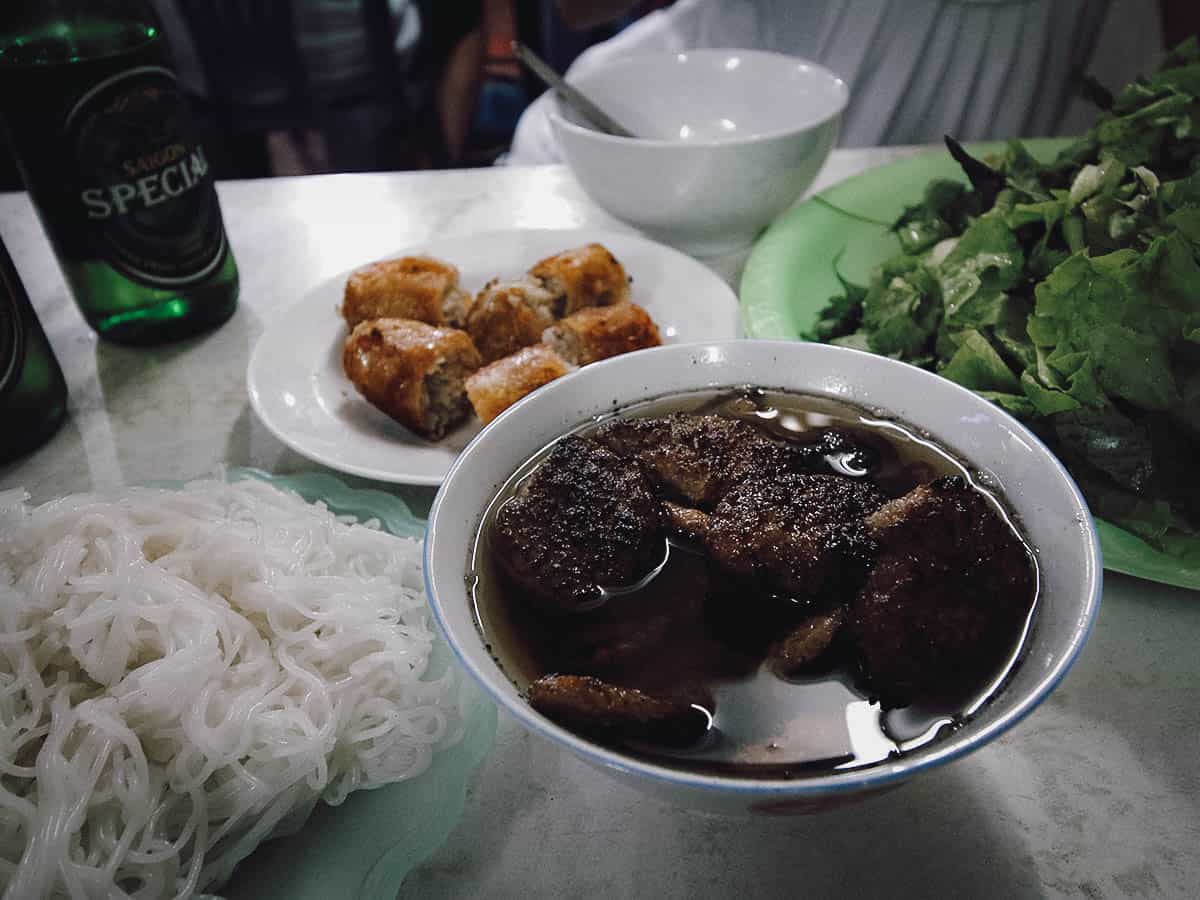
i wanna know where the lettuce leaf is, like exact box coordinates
[861,256,941,358]
[809,39,1200,564]
[939,330,1021,393]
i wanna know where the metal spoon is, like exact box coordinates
[512,41,637,139]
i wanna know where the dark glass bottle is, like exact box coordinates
[0,1,238,344]
[0,238,68,463]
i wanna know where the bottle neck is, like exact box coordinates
[0,1,161,66]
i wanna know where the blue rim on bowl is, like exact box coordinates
[424,341,1103,802]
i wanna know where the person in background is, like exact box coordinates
[507,0,1196,165]
[153,0,429,175]
[415,0,485,164]
[435,0,663,166]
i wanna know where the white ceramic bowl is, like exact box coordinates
[425,342,1102,815]
[550,49,848,255]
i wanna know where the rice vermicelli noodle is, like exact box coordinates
[0,476,457,899]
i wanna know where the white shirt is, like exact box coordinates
[508,0,1116,164]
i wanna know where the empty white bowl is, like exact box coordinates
[551,49,848,255]
[425,341,1102,816]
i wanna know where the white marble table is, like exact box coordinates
[2,151,1197,900]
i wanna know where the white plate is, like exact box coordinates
[247,228,739,485]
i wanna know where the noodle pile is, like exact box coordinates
[0,477,458,899]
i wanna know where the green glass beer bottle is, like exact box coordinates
[0,1,238,344]
[0,238,68,463]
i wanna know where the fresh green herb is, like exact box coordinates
[809,38,1200,560]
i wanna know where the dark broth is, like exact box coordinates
[468,388,1039,777]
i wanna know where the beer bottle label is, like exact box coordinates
[64,66,226,288]
[0,271,27,400]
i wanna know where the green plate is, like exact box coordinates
[208,469,498,900]
[740,140,1200,592]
